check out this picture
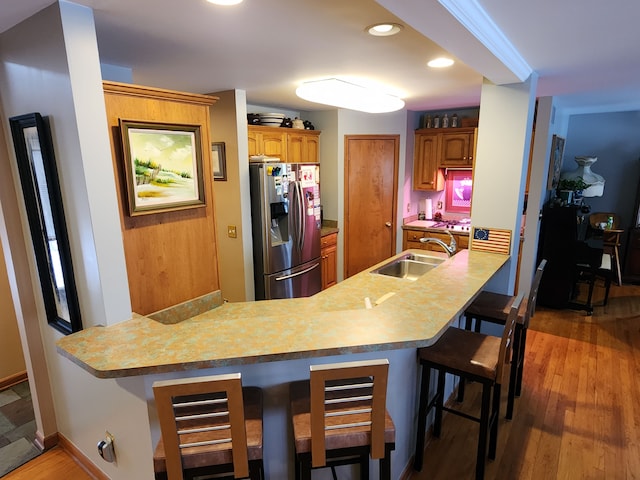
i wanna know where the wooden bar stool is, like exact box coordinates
[460,259,547,418]
[290,359,396,480]
[153,373,263,480]
[414,294,524,480]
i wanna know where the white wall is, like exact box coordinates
[0,3,152,478]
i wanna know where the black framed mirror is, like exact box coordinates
[9,112,82,334]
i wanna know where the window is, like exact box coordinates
[445,170,473,214]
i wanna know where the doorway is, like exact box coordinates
[344,135,399,278]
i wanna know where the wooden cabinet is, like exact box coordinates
[248,125,321,163]
[248,126,287,161]
[412,127,476,190]
[402,229,468,253]
[287,130,320,163]
[321,232,338,290]
[413,131,444,191]
[438,129,476,167]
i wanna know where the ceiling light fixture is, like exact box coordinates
[296,78,405,113]
[427,57,455,68]
[206,0,243,5]
[366,23,403,36]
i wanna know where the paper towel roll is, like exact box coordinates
[424,199,433,220]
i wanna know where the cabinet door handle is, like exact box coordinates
[385,222,392,227]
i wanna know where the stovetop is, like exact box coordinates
[430,219,472,232]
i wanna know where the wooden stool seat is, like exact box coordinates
[290,359,395,480]
[419,327,503,379]
[153,374,263,480]
[414,294,524,480]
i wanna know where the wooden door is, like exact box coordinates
[345,135,398,278]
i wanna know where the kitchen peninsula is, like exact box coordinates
[57,249,506,378]
[56,249,508,479]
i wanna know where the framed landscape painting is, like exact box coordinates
[120,120,205,215]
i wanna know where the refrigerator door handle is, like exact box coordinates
[296,181,306,251]
[289,180,300,251]
[275,262,319,281]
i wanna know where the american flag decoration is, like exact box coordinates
[470,227,512,255]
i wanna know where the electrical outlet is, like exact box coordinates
[437,201,443,209]
[406,203,411,213]
[97,431,116,463]
[227,225,237,238]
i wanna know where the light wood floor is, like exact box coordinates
[3,446,94,480]
[410,282,640,480]
[5,284,640,479]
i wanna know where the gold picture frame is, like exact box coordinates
[120,119,206,215]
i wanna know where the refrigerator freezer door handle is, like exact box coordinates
[297,181,306,251]
[275,262,320,281]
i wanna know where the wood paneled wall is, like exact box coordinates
[103,81,220,315]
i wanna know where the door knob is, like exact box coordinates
[385,222,392,227]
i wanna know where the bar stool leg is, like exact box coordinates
[434,369,446,437]
[515,327,528,396]
[476,384,491,480]
[506,323,522,420]
[413,362,432,471]
[488,383,501,459]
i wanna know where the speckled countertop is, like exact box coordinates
[56,249,508,378]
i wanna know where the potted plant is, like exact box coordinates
[557,177,591,204]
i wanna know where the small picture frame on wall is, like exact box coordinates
[547,134,565,190]
[212,142,227,181]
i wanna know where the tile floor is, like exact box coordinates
[0,382,39,477]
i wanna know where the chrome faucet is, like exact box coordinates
[419,230,457,256]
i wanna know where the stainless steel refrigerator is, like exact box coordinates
[249,161,322,300]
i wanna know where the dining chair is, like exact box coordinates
[589,212,623,285]
[152,373,263,480]
[413,294,524,480]
[289,358,396,480]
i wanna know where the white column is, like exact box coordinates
[472,76,538,292]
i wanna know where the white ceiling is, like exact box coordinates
[2,0,640,115]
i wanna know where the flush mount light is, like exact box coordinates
[428,57,455,68]
[206,0,243,5]
[296,78,405,113]
[366,23,403,36]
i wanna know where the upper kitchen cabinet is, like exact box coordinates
[248,125,288,161]
[248,125,321,163]
[288,129,320,163]
[438,127,477,168]
[413,130,444,191]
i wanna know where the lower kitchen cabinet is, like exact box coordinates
[321,232,338,290]
[403,229,468,253]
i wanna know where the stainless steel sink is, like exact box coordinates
[370,253,445,280]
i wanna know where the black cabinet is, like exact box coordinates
[537,205,580,308]
[537,204,603,311]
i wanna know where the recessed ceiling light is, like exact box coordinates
[296,78,405,113]
[206,0,243,5]
[366,23,403,36]
[428,57,455,68]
